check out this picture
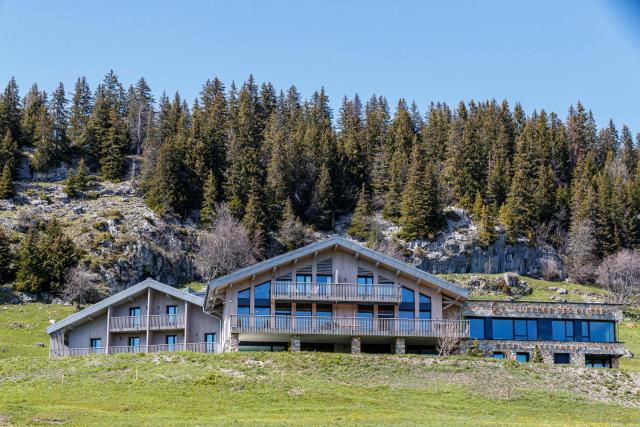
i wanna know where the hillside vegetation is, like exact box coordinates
[1,301,640,426]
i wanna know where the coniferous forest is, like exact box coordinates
[0,71,639,279]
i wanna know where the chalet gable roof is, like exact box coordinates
[205,236,468,306]
[47,278,204,334]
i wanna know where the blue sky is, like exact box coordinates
[1,0,639,132]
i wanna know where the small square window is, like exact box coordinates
[492,352,505,359]
[516,352,530,363]
[553,353,570,364]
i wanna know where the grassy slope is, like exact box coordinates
[439,273,609,302]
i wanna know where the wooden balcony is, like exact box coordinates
[108,314,185,332]
[53,342,217,357]
[228,315,469,338]
[272,281,401,303]
[149,314,185,330]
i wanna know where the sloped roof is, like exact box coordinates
[47,278,204,334]
[206,236,468,307]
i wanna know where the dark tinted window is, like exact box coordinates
[469,318,485,339]
[553,353,570,364]
[589,321,615,342]
[492,319,514,340]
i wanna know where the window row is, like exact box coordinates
[238,281,431,319]
[492,352,613,368]
[469,317,616,343]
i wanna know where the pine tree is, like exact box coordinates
[0,130,18,174]
[0,227,14,284]
[534,164,557,224]
[478,203,497,247]
[15,220,79,293]
[69,77,93,148]
[21,83,46,145]
[145,136,190,218]
[399,143,442,240]
[64,169,78,198]
[200,170,218,224]
[31,104,57,172]
[0,77,22,144]
[50,82,69,159]
[621,125,637,176]
[348,184,372,240]
[337,95,364,206]
[0,163,13,199]
[500,167,536,241]
[99,108,127,181]
[75,158,87,191]
[242,178,268,257]
[276,199,307,251]
[311,163,334,230]
[471,191,483,222]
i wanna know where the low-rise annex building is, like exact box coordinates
[47,278,221,356]
[48,237,627,367]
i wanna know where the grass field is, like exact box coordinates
[1,280,639,426]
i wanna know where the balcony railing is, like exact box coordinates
[109,316,147,332]
[272,281,401,303]
[149,314,185,330]
[228,315,469,338]
[54,342,217,357]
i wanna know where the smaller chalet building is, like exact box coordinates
[48,237,627,367]
[47,279,221,357]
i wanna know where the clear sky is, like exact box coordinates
[1,0,639,132]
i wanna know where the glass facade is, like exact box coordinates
[419,293,431,319]
[468,317,616,343]
[399,287,415,319]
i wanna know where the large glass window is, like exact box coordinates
[419,293,431,319]
[254,281,271,320]
[295,303,312,316]
[552,320,574,341]
[296,274,312,295]
[589,321,615,342]
[129,307,141,327]
[469,318,485,339]
[399,287,415,319]
[357,275,374,298]
[527,320,538,340]
[377,305,394,319]
[316,274,332,297]
[492,319,514,340]
[237,288,250,316]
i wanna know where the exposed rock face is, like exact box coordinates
[407,208,564,278]
[464,273,533,298]
[0,178,198,292]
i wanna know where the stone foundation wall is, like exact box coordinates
[224,333,239,352]
[461,339,625,367]
[463,300,622,321]
[351,336,361,354]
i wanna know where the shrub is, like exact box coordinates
[466,340,483,357]
[531,345,544,363]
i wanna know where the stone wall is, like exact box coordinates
[463,300,623,321]
[461,339,626,367]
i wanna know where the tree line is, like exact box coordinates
[1,71,639,268]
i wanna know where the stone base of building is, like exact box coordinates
[461,339,625,367]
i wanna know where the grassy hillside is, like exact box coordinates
[0,303,639,425]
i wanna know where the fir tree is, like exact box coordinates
[621,125,637,176]
[276,199,307,251]
[69,77,93,148]
[21,83,46,145]
[0,227,14,283]
[242,178,268,257]
[0,77,22,144]
[99,108,127,181]
[399,143,442,240]
[14,220,79,294]
[31,104,57,172]
[531,345,544,363]
[50,82,69,159]
[0,163,13,199]
[500,168,536,241]
[145,136,190,218]
[478,204,497,247]
[64,170,78,198]
[75,158,88,191]
[311,163,334,230]
[200,170,218,224]
[348,184,372,240]
[534,164,557,224]
[0,130,18,173]
[471,191,483,222]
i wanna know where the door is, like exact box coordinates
[204,333,216,353]
[128,336,141,352]
[166,305,178,326]
[129,307,141,328]
[90,338,102,354]
[165,335,177,352]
